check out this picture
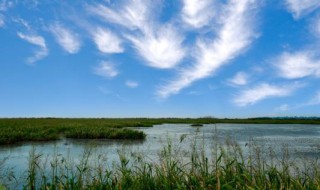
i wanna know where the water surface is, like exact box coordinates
[1,123,320,182]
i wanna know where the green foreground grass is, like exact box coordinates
[1,137,320,189]
[0,117,320,145]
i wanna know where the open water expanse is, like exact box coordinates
[1,123,320,184]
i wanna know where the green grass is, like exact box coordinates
[1,137,320,189]
[0,118,150,145]
[0,117,320,145]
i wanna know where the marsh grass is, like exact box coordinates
[0,119,151,145]
[1,135,319,190]
[1,118,320,145]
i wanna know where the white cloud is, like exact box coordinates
[93,61,118,79]
[88,0,151,31]
[89,1,185,69]
[285,0,320,19]
[125,80,139,88]
[228,72,248,86]
[17,32,48,63]
[275,51,320,79]
[126,26,185,69]
[181,0,215,28]
[49,23,81,54]
[158,0,258,98]
[234,83,298,107]
[92,27,124,54]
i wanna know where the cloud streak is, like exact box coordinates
[234,83,299,107]
[49,23,81,54]
[275,51,320,79]
[17,32,48,63]
[158,0,259,98]
[88,0,151,31]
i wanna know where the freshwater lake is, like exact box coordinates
[1,123,320,183]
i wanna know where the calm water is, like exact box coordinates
[1,123,320,184]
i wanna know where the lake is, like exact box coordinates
[1,123,320,187]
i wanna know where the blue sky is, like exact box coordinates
[0,0,320,118]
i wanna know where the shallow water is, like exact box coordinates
[1,123,320,184]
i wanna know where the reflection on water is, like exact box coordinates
[1,123,320,179]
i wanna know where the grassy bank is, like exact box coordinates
[0,117,320,145]
[0,118,149,145]
[1,137,320,189]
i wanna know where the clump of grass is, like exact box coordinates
[2,136,320,189]
[65,128,146,140]
[190,123,203,127]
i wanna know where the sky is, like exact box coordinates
[0,0,320,118]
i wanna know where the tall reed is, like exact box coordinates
[2,135,320,189]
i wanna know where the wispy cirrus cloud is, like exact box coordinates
[275,51,320,79]
[88,0,152,31]
[126,26,186,69]
[228,72,249,86]
[234,83,299,107]
[181,0,215,28]
[88,0,185,69]
[17,32,48,63]
[125,80,139,88]
[158,0,259,98]
[49,23,81,54]
[285,0,320,19]
[92,27,124,54]
[93,61,118,79]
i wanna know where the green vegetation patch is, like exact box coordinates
[0,118,151,145]
[0,117,319,145]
